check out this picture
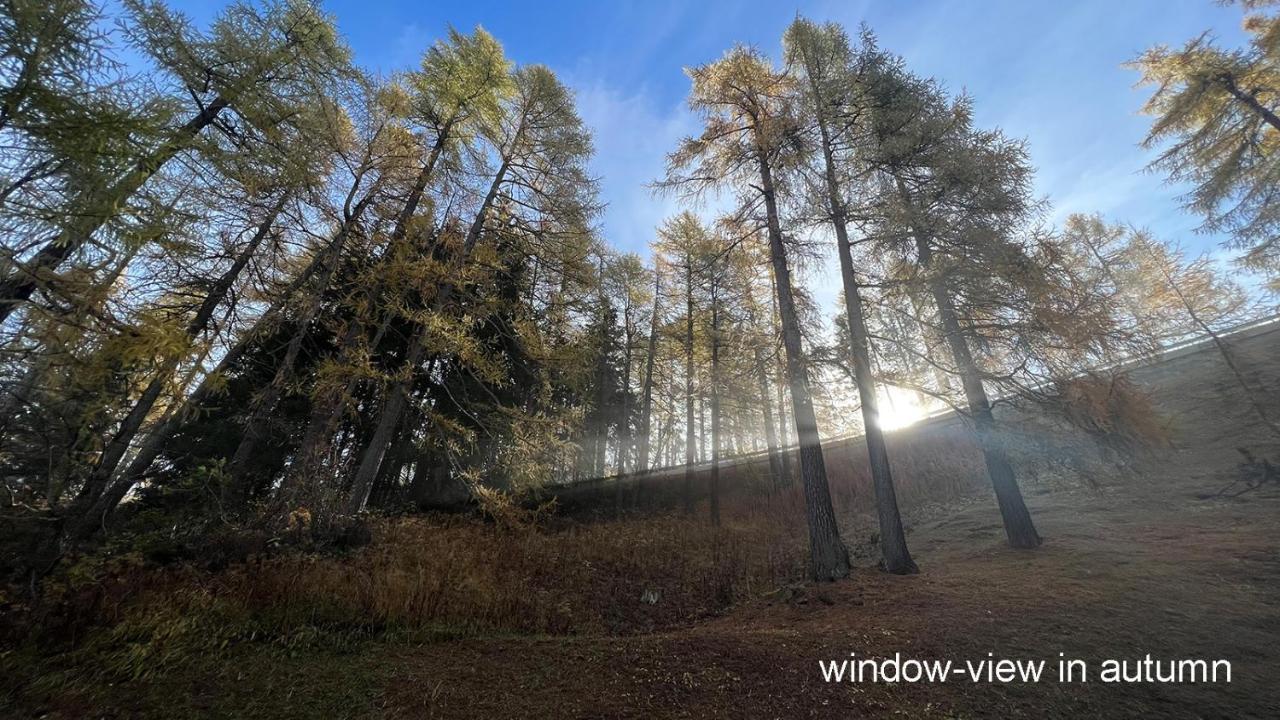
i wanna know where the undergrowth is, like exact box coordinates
[2,505,806,698]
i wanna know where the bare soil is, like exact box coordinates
[11,329,1280,719]
[20,440,1278,719]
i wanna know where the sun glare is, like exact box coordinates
[878,387,932,430]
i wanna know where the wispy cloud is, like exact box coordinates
[568,77,698,258]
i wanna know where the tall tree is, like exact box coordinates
[345,63,596,513]
[785,18,917,574]
[0,0,350,322]
[635,257,663,473]
[654,212,706,514]
[660,46,850,581]
[864,69,1043,548]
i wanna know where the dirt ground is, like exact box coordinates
[386,327,1280,719]
[22,435,1277,719]
[12,330,1280,719]
[372,459,1279,719]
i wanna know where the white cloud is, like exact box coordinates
[568,77,700,259]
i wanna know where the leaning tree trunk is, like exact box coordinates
[282,126,455,505]
[224,192,380,497]
[80,197,286,503]
[805,75,917,573]
[1219,73,1280,132]
[0,97,230,323]
[757,150,850,581]
[914,233,1041,549]
[67,209,357,540]
[345,158,511,514]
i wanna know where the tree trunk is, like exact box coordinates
[913,230,1041,549]
[682,257,696,514]
[224,193,380,495]
[753,343,784,490]
[67,207,356,539]
[0,97,230,322]
[77,196,285,506]
[636,270,661,472]
[804,65,916,573]
[757,150,849,581]
[592,322,609,478]
[282,127,455,504]
[699,395,707,464]
[708,300,721,526]
[767,273,794,486]
[618,316,634,474]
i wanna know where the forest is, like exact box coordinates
[1,0,1278,718]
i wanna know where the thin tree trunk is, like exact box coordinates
[1156,255,1280,439]
[753,343,784,489]
[78,196,285,506]
[618,316,634,474]
[802,58,917,573]
[709,299,721,526]
[911,228,1041,549]
[757,150,849,581]
[592,317,609,478]
[699,395,707,464]
[224,193,380,493]
[682,257,696,514]
[70,209,357,537]
[637,270,661,472]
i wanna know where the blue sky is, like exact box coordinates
[178,0,1254,305]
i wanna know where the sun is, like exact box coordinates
[877,386,932,430]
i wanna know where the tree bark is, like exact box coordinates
[802,58,917,573]
[767,272,794,486]
[757,150,850,581]
[911,227,1041,549]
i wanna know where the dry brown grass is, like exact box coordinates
[4,415,1062,691]
[4,506,809,690]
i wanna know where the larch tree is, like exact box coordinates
[635,254,664,473]
[659,46,851,581]
[345,63,596,513]
[0,0,351,323]
[1130,1,1280,278]
[861,66,1045,549]
[784,18,917,574]
[654,211,708,515]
